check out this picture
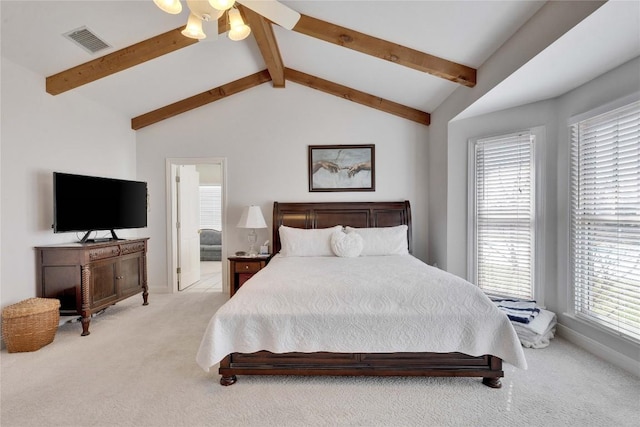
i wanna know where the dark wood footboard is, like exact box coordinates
[219,351,503,388]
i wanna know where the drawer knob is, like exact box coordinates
[244,265,249,270]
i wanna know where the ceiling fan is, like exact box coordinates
[153,0,301,41]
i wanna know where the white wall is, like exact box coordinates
[446,100,558,282]
[444,57,640,371]
[554,57,640,368]
[427,0,638,372]
[136,82,429,293]
[0,58,137,308]
[427,1,605,269]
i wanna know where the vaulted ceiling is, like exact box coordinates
[2,1,639,130]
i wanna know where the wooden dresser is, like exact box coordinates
[35,238,149,336]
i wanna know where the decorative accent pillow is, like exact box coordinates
[279,225,343,257]
[345,225,409,256]
[330,229,364,258]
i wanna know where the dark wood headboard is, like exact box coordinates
[272,201,412,254]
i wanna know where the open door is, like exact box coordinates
[167,158,227,294]
[176,165,201,290]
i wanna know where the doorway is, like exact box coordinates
[166,158,227,294]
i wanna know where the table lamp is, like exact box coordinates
[237,205,267,256]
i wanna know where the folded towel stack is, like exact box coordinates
[490,298,540,324]
[512,308,557,348]
[491,297,557,349]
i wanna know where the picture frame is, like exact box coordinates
[308,144,375,192]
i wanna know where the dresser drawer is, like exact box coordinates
[234,261,261,273]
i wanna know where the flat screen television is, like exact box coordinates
[53,172,148,243]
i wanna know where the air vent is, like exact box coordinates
[63,26,111,54]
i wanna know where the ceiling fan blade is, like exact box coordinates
[237,0,301,30]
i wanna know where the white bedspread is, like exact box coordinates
[196,255,527,371]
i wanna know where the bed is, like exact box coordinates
[196,201,526,388]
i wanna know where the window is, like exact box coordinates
[570,99,640,342]
[469,131,536,300]
[199,185,222,230]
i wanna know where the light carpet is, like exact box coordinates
[1,290,638,427]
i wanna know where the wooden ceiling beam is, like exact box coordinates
[46,27,200,95]
[47,11,476,96]
[131,70,272,130]
[131,67,429,129]
[292,14,476,88]
[240,5,286,87]
[217,16,230,35]
[285,68,430,126]
[46,19,231,96]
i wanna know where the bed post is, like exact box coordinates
[482,377,502,388]
[219,355,237,386]
[481,356,503,388]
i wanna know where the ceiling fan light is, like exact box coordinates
[228,7,251,41]
[208,0,235,11]
[181,13,207,40]
[228,24,251,41]
[153,0,182,15]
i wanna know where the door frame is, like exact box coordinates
[165,157,228,294]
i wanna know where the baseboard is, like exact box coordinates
[556,324,640,377]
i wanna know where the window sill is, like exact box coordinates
[562,312,640,346]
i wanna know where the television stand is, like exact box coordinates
[35,238,149,336]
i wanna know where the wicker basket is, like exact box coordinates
[2,298,60,353]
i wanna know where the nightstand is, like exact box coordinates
[228,254,273,297]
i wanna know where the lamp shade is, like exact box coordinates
[237,205,267,229]
[227,7,251,41]
[208,0,235,11]
[181,13,207,39]
[153,0,182,15]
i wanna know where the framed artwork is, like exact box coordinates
[308,144,375,192]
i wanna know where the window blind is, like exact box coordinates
[199,185,222,230]
[570,100,640,342]
[474,132,534,299]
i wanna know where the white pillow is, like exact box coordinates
[330,229,363,258]
[279,225,343,257]
[345,225,409,256]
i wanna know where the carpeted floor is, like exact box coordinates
[1,290,638,427]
